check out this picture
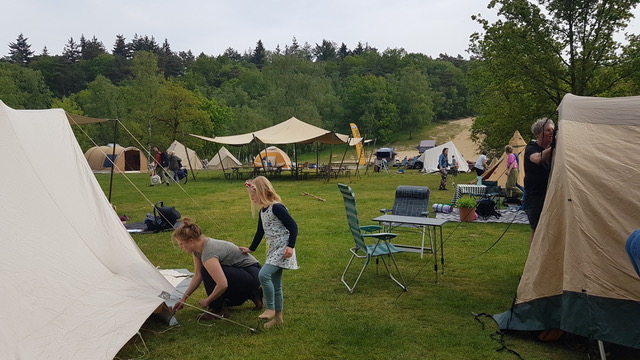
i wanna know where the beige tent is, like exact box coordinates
[84,145,148,173]
[481,130,527,187]
[493,94,640,349]
[207,146,242,170]
[167,140,204,170]
[253,146,292,169]
[0,101,174,359]
[190,116,361,145]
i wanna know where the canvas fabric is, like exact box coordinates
[493,94,640,349]
[417,141,470,173]
[0,101,175,359]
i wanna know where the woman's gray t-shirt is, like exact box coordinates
[195,237,259,267]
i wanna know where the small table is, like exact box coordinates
[451,184,487,206]
[372,214,447,282]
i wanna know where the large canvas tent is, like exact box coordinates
[481,130,527,188]
[167,140,204,170]
[190,116,360,145]
[207,146,242,170]
[0,101,175,359]
[85,144,148,173]
[493,94,640,349]
[417,141,470,173]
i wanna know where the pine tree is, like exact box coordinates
[8,33,34,65]
[80,35,106,60]
[338,43,350,59]
[62,37,81,62]
[251,40,266,68]
[41,46,49,56]
[112,35,131,59]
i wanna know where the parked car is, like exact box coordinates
[407,156,423,170]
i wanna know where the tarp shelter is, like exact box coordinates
[253,146,292,169]
[375,147,397,161]
[493,94,640,349]
[190,116,360,145]
[84,144,148,173]
[481,130,527,188]
[207,146,242,170]
[167,139,204,170]
[0,101,175,359]
[416,139,436,153]
[417,141,470,173]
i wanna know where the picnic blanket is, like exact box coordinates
[435,208,529,225]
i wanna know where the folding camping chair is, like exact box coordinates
[338,183,407,293]
[379,185,431,257]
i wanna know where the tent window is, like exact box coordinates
[103,154,117,168]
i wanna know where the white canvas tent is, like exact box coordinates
[0,101,175,359]
[207,146,242,170]
[167,139,204,170]
[493,94,640,349]
[417,141,470,173]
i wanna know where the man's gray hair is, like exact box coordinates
[531,118,554,136]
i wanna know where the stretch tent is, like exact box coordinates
[493,94,640,349]
[190,116,361,145]
[0,101,175,359]
[417,141,470,173]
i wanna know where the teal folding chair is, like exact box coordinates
[338,183,407,293]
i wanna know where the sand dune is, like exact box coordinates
[393,117,480,163]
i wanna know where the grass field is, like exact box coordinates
[105,169,616,360]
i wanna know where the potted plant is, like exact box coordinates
[455,197,477,222]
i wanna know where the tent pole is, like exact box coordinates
[315,143,319,176]
[107,119,119,203]
[364,138,376,176]
[293,143,298,180]
[182,141,197,181]
[217,144,227,178]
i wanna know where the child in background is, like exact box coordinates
[239,176,298,328]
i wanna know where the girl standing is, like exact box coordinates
[239,176,298,328]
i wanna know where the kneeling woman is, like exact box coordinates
[172,218,262,319]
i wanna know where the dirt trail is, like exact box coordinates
[394,118,480,162]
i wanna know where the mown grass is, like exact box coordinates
[107,169,597,360]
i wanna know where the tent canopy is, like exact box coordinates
[253,146,292,169]
[0,101,174,359]
[208,146,242,170]
[493,94,640,349]
[417,141,470,173]
[167,140,204,170]
[190,117,361,145]
[481,130,527,187]
[84,145,148,173]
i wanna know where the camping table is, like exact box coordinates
[451,184,487,206]
[372,214,447,282]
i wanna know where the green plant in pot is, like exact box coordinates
[455,197,477,222]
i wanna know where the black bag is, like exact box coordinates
[176,168,188,180]
[160,152,169,167]
[476,199,501,219]
[145,201,181,231]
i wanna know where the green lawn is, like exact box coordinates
[106,169,598,360]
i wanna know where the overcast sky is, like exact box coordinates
[2,0,640,59]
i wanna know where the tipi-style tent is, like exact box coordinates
[417,141,470,173]
[493,94,640,349]
[84,144,148,173]
[481,130,527,187]
[166,140,204,170]
[253,146,292,169]
[207,146,242,170]
[0,101,175,359]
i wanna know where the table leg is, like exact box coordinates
[440,225,445,274]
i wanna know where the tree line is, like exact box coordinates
[3,0,640,157]
[0,33,472,157]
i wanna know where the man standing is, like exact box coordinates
[524,118,555,244]
[153,146,171,185]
